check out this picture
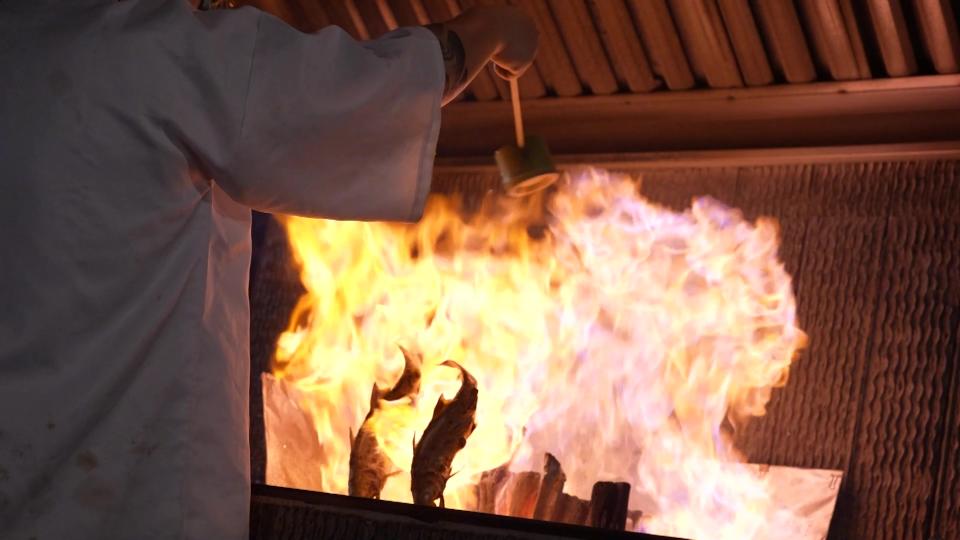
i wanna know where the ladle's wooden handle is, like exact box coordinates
[510,78,524,148]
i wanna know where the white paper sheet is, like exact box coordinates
[752,464,843,540]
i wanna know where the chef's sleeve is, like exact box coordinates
[206,10,444,222]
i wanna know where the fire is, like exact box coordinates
[269,168,807,538]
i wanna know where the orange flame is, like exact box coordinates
[269,168,806,538]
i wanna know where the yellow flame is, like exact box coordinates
[270,168,806,538]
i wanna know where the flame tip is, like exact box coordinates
[270,168,806,537]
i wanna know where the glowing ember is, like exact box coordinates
[269,168,807,538]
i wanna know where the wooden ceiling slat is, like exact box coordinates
[317,0,369,40]
[751,0,817,83]
[668,0,744,88]
[346,1,372,40]
[522,0,583,97]
[290,0,331,32]
[375,0,399,30]
[502,66,549,100]
[459,0,548,100]
[865,0,919,76]
[917,0,960,74]
[716,0,773,86]
[436,76,960,156]
[547,0,619,95]
[913,0,960,74]
[415,0,458,22]
[798,0,868,80]
[247,0,958,102]
[585,0,659,93]
[626,0,695,90]
[838,0,873,78]
[387,0,430,26]
[351,0,394,37]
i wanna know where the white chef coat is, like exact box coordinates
[0,1,442,538]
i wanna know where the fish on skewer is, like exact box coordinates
[411,360,479,507]
[348,385,391,498]
[348,346,423,498]
[381,346,422,402]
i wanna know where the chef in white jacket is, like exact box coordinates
[0,1,537,538]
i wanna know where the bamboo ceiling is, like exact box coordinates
[241,0,960,100]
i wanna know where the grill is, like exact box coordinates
[251,484,675,539]
[250,152,960,539]
[240,2,960,538]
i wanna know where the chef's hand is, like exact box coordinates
[480,6,540,79]
[426,6,539,105]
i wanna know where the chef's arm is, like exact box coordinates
[198,4,539,221]
[425,6,539,106]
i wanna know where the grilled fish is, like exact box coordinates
[348,346,423,498]
[411,360,478,507]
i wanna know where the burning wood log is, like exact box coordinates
[411,360,479,507]
[586,481,631,531]
[532,453,566,521]
[494,471,541,518]
[348,346,422,499]
[553,493,590,525]
[626,509,644,531]
[474,455,634,532]
[476,465,511,514]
